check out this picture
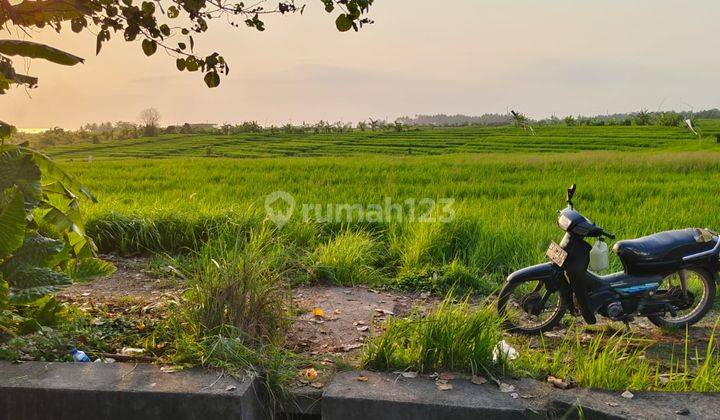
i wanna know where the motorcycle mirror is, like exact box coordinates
[566,183,576,205]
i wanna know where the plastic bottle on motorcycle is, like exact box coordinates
[589,237,609,272]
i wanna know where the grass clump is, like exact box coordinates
[311,231,381,285]
[395,259,496,296]
[516,332,655,391]
[362,297,506,376]
[515,324,720,392]
[153,222,303,407]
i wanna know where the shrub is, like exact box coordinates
[0,140,113,328]
[395,259,495,296]
[362,297,506,376]
[181,223,290,342]
[656,111,683,127]
[634,109,653,126]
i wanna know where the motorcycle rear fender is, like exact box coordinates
[506,262,564,292]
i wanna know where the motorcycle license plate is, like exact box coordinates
[546,241,568,266]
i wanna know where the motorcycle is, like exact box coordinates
[497,184,718,334]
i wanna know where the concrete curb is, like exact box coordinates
[0,361,266,420]
[2,362,719,419]
[321,371,720,420]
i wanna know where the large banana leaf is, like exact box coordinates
[0,40,84,66]
[0,274,8,310]
[29,149,96,202]
[0,233,67,279]
[0,146,42,209]
[65,258,116,283]
[0,189,25,258]
[6,266,72,291]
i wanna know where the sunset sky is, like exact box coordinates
[5,0,720,129]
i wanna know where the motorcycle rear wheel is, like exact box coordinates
[647,268,715,329]
[497,279,566,335]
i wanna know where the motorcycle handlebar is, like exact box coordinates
[601,230,616,240]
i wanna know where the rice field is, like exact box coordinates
[50,121,720,289]
[47,122,720,160]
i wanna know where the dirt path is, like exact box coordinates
[55,258,719,359]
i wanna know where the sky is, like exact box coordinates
[4,0,720,129]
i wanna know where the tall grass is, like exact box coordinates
[515,324,720,392]
[59,125,720,292]
[362,297,506,376]
[311,230,382,285]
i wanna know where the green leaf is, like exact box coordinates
[0,121,16,140]
[167,5,180,18]
[176,58,186,71]
[335,14,353,32]
[142,39,158,56]
[0,233,68,278]
[0,40,84,66]
[66,258,115,283]
[0,274,8,311]
[28,295,63,326]
[0,189,25,258]
[204,71,220,88]
[67,231,95,259]
[42,181,77,199]
[28,149,97,202]
[6,266,71,291]
[0,148,42,209]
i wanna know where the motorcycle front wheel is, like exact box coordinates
[647,267,716,329]
[497,279,566,335]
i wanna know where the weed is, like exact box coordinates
[362,296,506,376]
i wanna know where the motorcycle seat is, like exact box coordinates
[613,228,716,266]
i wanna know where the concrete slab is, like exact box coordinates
[322,370,542,420]
[0,361,265,420]
[546,384,720,420]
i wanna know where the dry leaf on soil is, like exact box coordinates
[499,383,515,393]
[304,368,318,381]
[436,380,453,391]
[547,375,576,390]
[470,375,487,385]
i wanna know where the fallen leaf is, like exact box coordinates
[509,392,519,399]
[621,390,634,399]
[341,343,364,352]
[675,408,690,416]
[375,308,395,316]
[438,372,455,381]
[499,383,515,393]
[304,368,318,381]
[310,382,324,389]
[606,402,619,407]
[356,325,370,332]
[356,375,369,382]
[547,375,575,390]
[120,347,145,356]
[312,308,324,318]
[436,380,453,391]
[471,375,487,385]
[401,371,418,378]
[226,385,237,392]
